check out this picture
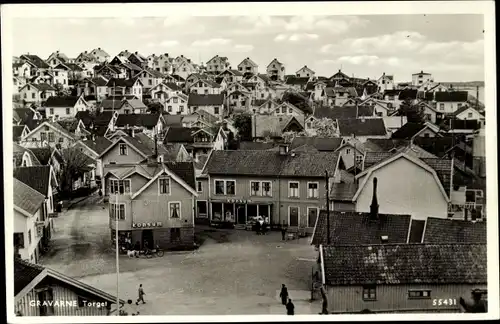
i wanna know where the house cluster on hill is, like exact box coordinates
[11,48,488,314]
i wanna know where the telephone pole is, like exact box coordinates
[325,170,331,245]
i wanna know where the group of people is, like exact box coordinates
[121,284,147,316]
[254,217,270,235]
[279,284,295,315]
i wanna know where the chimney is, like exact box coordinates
[98,47,101,50]
[57,50,60,53]
[135,51,138,55]
[279,144,289,155]
[420,70,423,74]
[84,51,87,54]
[370,177,379,220]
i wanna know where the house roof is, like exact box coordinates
[391,122,427,139]
[398,89,418,100]
[163,127,195,143]
[162,114,184,126]
[252,115,303,138]
[447,119,480,131]
[21,54,50,69]
[204,150,339,177]
[435,91,468,102]
[188,94,224,106]
[13,125,27,141]
[163,82,182,91]
[363,139,411,152]
[452,105,479,117]
[329,182,358,201]
[312,210,411,246]
[56,119,81,133]
[106,77,139,87]
[13,165,52,196]
[290,137,343,151]
[285,77,310,86]
[28,147,57,165]
[14,178,46,216]
[337,118,387,137]
[322,243,487,286]
[14,259,45,295]
[81,137,112,155]
[122,99,148,110]
[238,141,278,150]
[13,144,41,167]
[29,83,57,92]
[423,217,487,244]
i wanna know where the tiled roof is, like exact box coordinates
[412,136,455,157]
[75,111,94,128]
[312,211,411,246]
[28,148,54,165]
[65,63,84,71]
[21,54,50,69]
[118,133,167,157]
[337,118,387,137]
[13,165,51,196]
[423,217,487,244]
[285,77,310,85]
[391,122,427,139]
[188,94,224,106]
[435,91,468,102]
[13,125,26,141]
[122,99,148,110]
[162,114,184,126]
[164,82,182,91]
[408,219,426,243]
[420,158,453,195]
[145,68,165,78]
[363,152,398,169]
[383,89,401,96]
[364,139,411,152]
[290,137,343,151]
[81,137,112,155]
[56,119,80,133]
[14,178,46,216]
[164,127,195,143]
[322,243,487,286]
[330,182,358,201]
[13,144,41,167]
[253,115,303,138]
[205,150,339,177]
[94,110,115,125]
[238,142,277,150]
[14,259,45,295]
[448,119,480,131]
[91,76,108,86]
[31,83,57,92]
[106,78,138,87]
[398,89,418,100]
[164,161,196,190]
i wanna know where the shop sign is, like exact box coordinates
[132,222,163,228]
[226,199,252,204]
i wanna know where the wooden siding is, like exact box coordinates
[16,283,110,316]
[101,141,145,165]
[326,283,487,313]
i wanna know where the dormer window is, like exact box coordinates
[119,143,128,155]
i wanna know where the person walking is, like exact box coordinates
[281,225,287,241]
[279,284,289,305]
[286,298,295,315]
[136,284,146,305]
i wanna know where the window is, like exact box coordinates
[281,107,286,113]
[109,203,125,220]
[49,108,54,115]
[408,290,431,299]
[362,285,376,300]
[250,181,261,196]
[196,181,203,192]
[119,143,128,155]
[215,180,225,195]
[169,202,181,218]
[439,103,445,110]
[356,155,363,163]
[288,108,293,113]
[28,229,32,245]
[109,179,131,194]
[214,107,220,115]
[173,98,178,103]
[468,112,473,118]
[65,108,70,115]
[59,137,64,143]
[458,103,463,108]
[168,106,172,112]
[32,93,36,99]
[148,79,152,86]
[307,207,318,227]
[306,122,312,129]
[159,177,170,194]
[14,233,24,249]
[261,93,264,98]
[262,181,272,197]
[289,182,299,198]
[180,105,184,112]
[226,180,235,195]
[40,132,47,142]
[387,103,393,108]
[48,133,55,143]
[307,182,319,199]
[346,148,351,154]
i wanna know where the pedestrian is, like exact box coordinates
[255,220,261,235]
[281,225,287,241]
[136,284,146,305]
[279,284,289,305]
[286,298,295,315]
[258,218,264,235]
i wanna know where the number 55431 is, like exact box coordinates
[433,298,457,306]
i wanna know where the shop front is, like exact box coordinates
[210,199,274,225]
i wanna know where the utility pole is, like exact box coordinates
[476,85,479,110]
[325,170,331,245]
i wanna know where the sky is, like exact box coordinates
[11,14,485,82]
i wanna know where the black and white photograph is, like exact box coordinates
[2,1,498,322]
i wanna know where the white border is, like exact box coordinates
[2,1,498,322]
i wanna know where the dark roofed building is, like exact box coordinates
[337,118,387,137]
[81,137,112,155]
[13,165,52,196]
[435,91,469,102]
[391,122,427,139]
[311,210,411,246]
[398,89,418,100]
[21,54,50,69]
[238,141,278,150]
[164,161,196,190]
[163,127,195,144]
[423,217,486,244]
[44,96,81,108]
[115,113,161,129]
[106,77,139,87]
[14,259,45,295]
[290,137,343,151]
[188,94,224,106]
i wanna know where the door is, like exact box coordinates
[289,207,299,227]
[236,204,246,224]
[142,230,154,249]
[308,208,318,228]
[38,288,55,316]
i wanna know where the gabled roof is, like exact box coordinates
[106,77,141,88]
[391,122,429,139]
[204,150,339,177]
[188,94,224,106]
[44,95,82,108]
[435,91,468,102]
[21,83,56,92]
[337,118,387,137]
[423,217,487,244]
[14,259,124,305]
[329,70,350,80]
[13,165,52,196]
[363,139,411,152]
[162,114,184,127]
[99,133,166,159]
[285,76,310,86]
[321,243,487,286]
[238,57,258,67]
[452,105,480,117]
[115,113,161,128]
[80,137,113,155]
[13,125,28,141]
[329,181,358,201]
[266,58,284,68]
[311,211,411,246]
[23,121,76,142]
[163,127,195,143]
[238,141,278,150]
[252,115,304,138]
[163,82,182,91]
[446,119,480,131]
[290,136,343,151]
[398,89,418,100]
[14,178,46,216]
[21,54,50,69]
[121,99,148,110]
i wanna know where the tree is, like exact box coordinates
[232,113,252,141]
[396,99,425,123]
[311,118,338,138]
[54,83,71,97]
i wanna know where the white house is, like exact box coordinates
[295,65,315,78]
[19,83,57,103]
[173,60,197,80]
[19,121,76,149]
[13,62,33,78]
[377,73,394,93]
[164,94,189,115]
[237,57,259,75]
[453,106,485,124]
[188,94,224,117]
[218,69,244,84]
[271,102,307,123]
[354,153,450,220]
[412,70,434,86]
[52,64,70,88]
[266,58,286,81]
[44,95,88,119]
[148,82,183,102]
[189,79,222,95]
[433,91,469,114]
[137,68,164,92]
[89,47,110,63]
[206,55,231,74]
[335,138,365,171]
